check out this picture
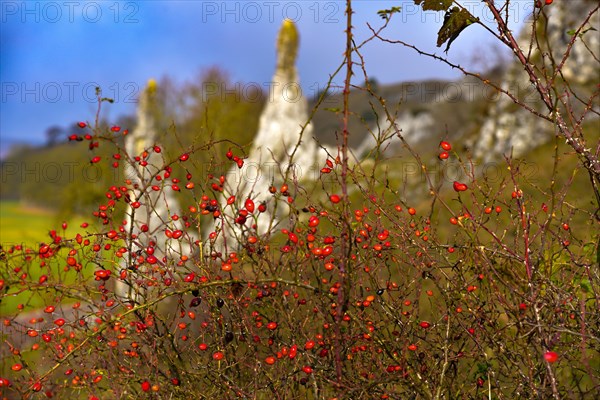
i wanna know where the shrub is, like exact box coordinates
[1,1,598,399]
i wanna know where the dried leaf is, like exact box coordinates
[437,7,477,52]
[413,0,453,12]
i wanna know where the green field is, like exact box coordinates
[0,201,91,314]
[0,201,86,247]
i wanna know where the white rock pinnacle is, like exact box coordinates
[213,20,327,252]
[118,80,192,300]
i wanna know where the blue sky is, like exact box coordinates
[0,1,533,156]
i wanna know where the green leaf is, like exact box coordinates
[414,0,452,12]
[580,279,591,293]
[437,7,478,53]
[568,26,597,37]
[476,362,490,374]
[377,6,402,19]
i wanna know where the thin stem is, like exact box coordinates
[483,0,600,178]
[332,0,354,387]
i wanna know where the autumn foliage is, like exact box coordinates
[1,1,599,399]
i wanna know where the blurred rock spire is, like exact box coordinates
[128,79,158,158]
[119,79,190,300]
[276,19,299,80]
[214,19,327,251]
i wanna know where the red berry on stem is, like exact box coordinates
[453,181,468,192]
[94,270,111,280]
[266,321,278,330]
[184,272,195,282]
[302,366,313,374]
[265,356,276,365]
[544,351,558,363]
[440,141,452,151]
[245,198,255,213]
[288,232,298,244]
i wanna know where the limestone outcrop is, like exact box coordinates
[213,20,329,252]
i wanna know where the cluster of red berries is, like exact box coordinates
[226,148,244,169]
[320,157,337,174]
[438,140,451,160]
[68,122,128,165]
[438,141,469,192]
[233,197,265,225]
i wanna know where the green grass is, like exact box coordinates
[0,201,92,315]
[0,201,86,247]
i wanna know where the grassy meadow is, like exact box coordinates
[0,201,90,314]
[1,201,64,246]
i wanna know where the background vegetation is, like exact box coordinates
[0,1,598,399]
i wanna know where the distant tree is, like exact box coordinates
[45,125,65,146]
[366,76,379,92]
